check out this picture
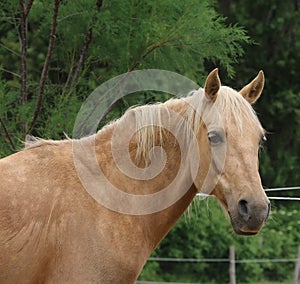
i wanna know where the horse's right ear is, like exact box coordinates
[239,70,265,104]
[204,68,221,102]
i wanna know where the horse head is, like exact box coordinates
[196,69,270,235]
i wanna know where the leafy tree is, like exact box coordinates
[0,0,249,156]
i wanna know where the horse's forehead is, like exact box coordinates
[202,97,263,139]
[223,110,264,142]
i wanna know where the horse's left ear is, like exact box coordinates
[240,70,265,104]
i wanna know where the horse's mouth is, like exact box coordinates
[233,228,258,236]
[228,211,262,236]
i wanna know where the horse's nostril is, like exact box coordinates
[238,199,249,221]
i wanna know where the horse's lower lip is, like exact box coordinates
[228,211,261,236]
[234,227,258,236]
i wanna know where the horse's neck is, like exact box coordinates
[94,99,195,194]
[93,100,198,252]
[143,184,198,251]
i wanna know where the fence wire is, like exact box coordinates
[264,186,300,192]
[147,257,298,264]
[197,186,300,201]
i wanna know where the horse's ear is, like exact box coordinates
[240,70,265,104]
[204,68,221,102]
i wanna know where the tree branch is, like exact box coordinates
[25,0,34,18]
[128,38,172,72]
[20,0,28,104]
[19,0,34,104]
[0,118,16,151]
[29,0,61,131]
[128,44,161,72]
[20,0,34,135]
[96,39,177,124]
[74,35,175,136]
[69,0,103,90]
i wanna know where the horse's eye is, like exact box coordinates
[208,131,223,145]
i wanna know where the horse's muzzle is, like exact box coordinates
[229,199,271,235]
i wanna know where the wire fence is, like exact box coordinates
[136,281,200,284]
[197,186,300,201]
[139,187,300,284]
[139,245,300,284]
[147,257,298,264]
[151,186,300,268]
[138,187,300,284]
[264,186,300,192]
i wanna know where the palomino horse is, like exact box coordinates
[0,69,270,283]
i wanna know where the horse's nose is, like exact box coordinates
[238,198,270,222]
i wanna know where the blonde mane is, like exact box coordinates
[125,86,262,162]
[24,86,262,160]
[215,86,262,132]
[24,135,71,150]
